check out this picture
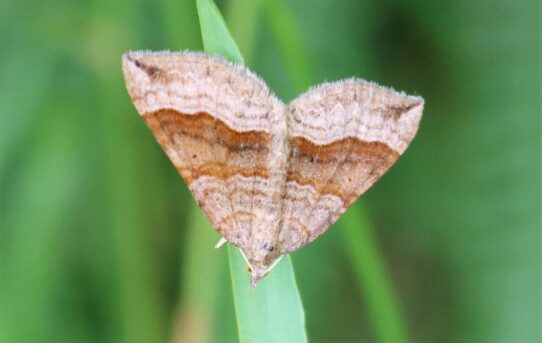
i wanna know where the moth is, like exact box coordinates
[122,51,424,286]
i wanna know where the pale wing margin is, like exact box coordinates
[122,50,280,132]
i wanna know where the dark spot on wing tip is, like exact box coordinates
[389,102,419,119]
[411,100,424,108]
[130,58,163,80]
[124,54,139,66]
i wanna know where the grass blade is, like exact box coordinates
[340,204,409,343]
[261,0,312,94]
[196,0,244,64]
[228,248,307,343]
[195,0,307,341]
[225,0,262,61]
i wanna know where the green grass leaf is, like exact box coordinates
[261,0,312,94]
[340,204,408,343]
[195,0,307,342]
[196,0,244,64]
[228,248,307,343]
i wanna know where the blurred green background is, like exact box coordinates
[1,0,540,342]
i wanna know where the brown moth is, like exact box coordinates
[122,51,424,286]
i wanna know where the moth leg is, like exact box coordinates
[214,237,228,249]
[239,248,251,266]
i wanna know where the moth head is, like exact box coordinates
[247,255,284,287]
